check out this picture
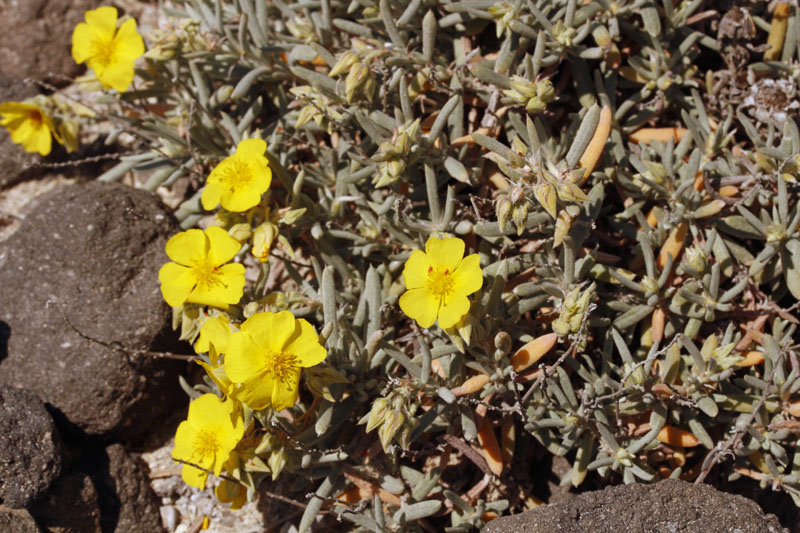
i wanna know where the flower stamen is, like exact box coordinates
[192,428,220,462]
[218,159,254,192]
[91,36,116,67]
[264,350,300,386]
[426,266,455,298]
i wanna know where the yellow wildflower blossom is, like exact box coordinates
[172,394,244,489]
[399,237,483,329]
[158,226,246,309]
[202,139,272,213]
[225,311,327,411]
[71,6,145,93]
[0,101,58,156]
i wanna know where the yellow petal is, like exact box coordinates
[84,6,118,36]
[284,319,326,367]
[221,183,264,212]
[402,249,431,289]
[92,55,136,93]
[241,311,297,354]
[29,124,52,156]
[71,22,95,64]
[216,480,247,510]
[158,262,195,307]
[165,229,206,265]
[451,253,482,295]
[195,316,232,355]
[438,293,470,329]
[226,330,269,383]
[172,420,196,461]
[235,373,274,410]
[113,18,145,60]
[399,287,439,328]
[0,102,32,118]
[201,181,224,211]
[236,138,267,159]
[425,237,464,272]
[187,393,229,429]
[271,367,302,411]
[204,226,242,265]
[8,116,35,145]
[181,464,208,489]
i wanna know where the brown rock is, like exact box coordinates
[0,0,100,87]
[29,472,101,533]
[483,479,787,533]
[0,181,187,440]
[0,506,41,533]
[0,385,62,509]
[84,445,164,533]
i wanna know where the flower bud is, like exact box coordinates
[252,222,277,262]
[229,223,252,243]
[268,447,288,481]
[329,50,359,77]
[366,398,390,433]
[379,410,405,450]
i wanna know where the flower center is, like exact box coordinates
[426,266,454,298]
[91,34,118,67]
[192,428,220,462]
[191,259,225,290]
[218,158,254,192]
[27,110,43,128]
[264,350,300,385]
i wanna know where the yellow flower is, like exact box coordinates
[158,226,246,309]
[399,237,483,329]
[0,101,58,156]
[71,6,145,93]
[202,139,272,213]
[172,394,244,489]
[225,311,327,411]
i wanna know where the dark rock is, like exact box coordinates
[483,478,787,533]
[84,444,164,533]
[29,472,101,533]
[0,0,100,87]
[0,181,187,440]
[0,505,42,533]
[0,385,62,509]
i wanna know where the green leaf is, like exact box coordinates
[784,239,800,300]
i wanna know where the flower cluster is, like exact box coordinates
[1,7,145,158]
[161,126,486,508]
[159,132,338,503]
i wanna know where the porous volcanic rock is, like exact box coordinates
[482,478,787,533]
[0,181,186,440]
[0,506,41,533]
[83,444,164,533]
[0,0,99,86]
[29,471,101,533]
[0,385,62,509]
